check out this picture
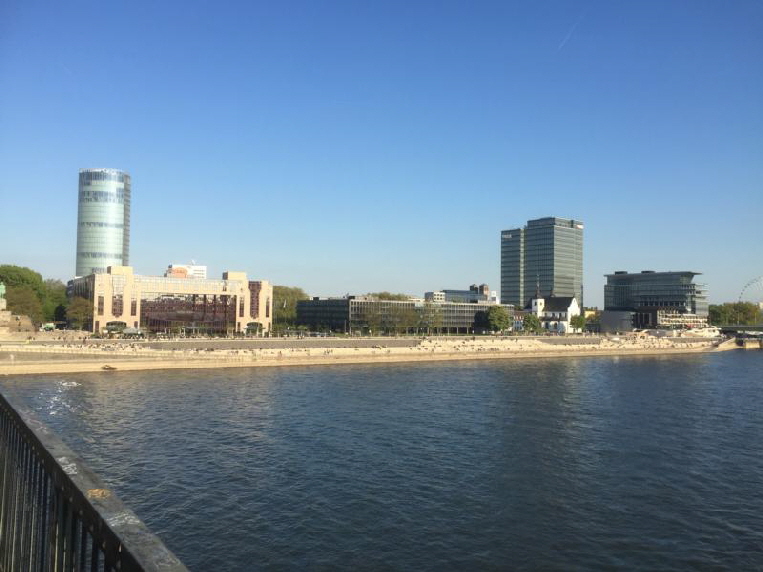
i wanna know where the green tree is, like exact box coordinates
[273,286,309,329]
[6,286,43,324]
[399,306,419,334]
[570,314,586,332]
[486,306,511,332]
[361,305,383,335]
[419,302,443,334]
[368,292,411,301]
[0,265,45,301]
[708,304,729,325]
[708,302,761,326]
[522,313,542,334]
[66,297,93,330]
[42,278,68,322]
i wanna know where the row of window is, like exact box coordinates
[79,190,127,203]
[80,171,129,183]
[79,221,125,229]
[77,252,124,259]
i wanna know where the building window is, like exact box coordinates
[266,298,270,318]
[97,296,104,316]
[112,295,123,316]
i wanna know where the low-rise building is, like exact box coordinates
[425,284,491,304]
[297,293,512,335]
[68,266,272,335]
[530,295,581,333]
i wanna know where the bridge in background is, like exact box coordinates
[719,325,763,335]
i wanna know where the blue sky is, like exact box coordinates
[1,0,761,306]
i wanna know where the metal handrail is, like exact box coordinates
[0,390,188,571]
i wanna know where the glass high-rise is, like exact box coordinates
[75,168,131,276]
[500,217,584,307]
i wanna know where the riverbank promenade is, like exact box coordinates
[0,333,731,376]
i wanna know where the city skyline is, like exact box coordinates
[1,1,761,306]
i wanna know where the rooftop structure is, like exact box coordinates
[165,263,208,279]
[425,284,490,304]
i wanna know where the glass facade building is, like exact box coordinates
[500,217,584,308]
[604,271,708,316]
[75,168,131,277]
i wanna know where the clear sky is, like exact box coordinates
[1,0,761,307]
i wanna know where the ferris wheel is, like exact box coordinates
[738,276,763,304]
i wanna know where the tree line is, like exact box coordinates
[708,302,762,326]
[0,265,93,329]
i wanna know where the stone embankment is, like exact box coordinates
[0,334,730,376]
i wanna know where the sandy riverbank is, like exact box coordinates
[0,336,732,376]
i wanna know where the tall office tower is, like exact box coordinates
[75,168,131,277]
[500,217,584,307]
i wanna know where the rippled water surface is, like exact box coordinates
[2,352,763,570]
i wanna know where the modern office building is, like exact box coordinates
[68,266,272,335]
[600,270,709,332]
[297,294,512,334]
[75,168,131,277]
[500,217,584,308]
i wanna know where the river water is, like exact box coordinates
[2,351,762,570]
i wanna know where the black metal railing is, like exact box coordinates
[0,390,188,571]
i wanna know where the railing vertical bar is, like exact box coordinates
[33,455,45,572]
[0,415,10,571]
[26,453,39,572]
[17,440,30,567]
[23,450,34,572]
[2,419,14,572]
[20,440,34,567]
[90,536,100,572]
[41,470,52,570]
[7,423,22,571]
[0,414,10,566]
[62,496,74,572]
[79,516,89,571]
[53,488,66,572]
[68,509,80,572]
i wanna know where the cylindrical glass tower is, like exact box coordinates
[75,168,131,276]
